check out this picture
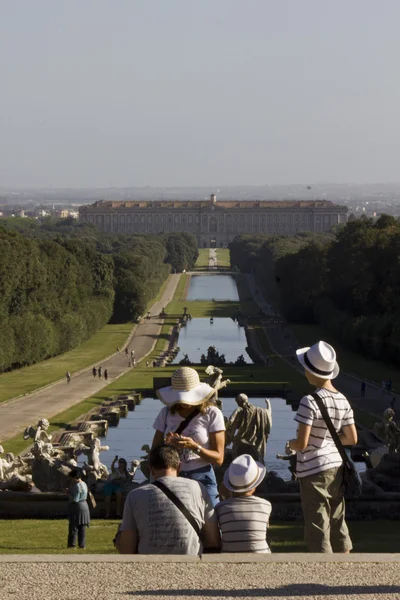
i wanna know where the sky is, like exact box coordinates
[1,0,400,188]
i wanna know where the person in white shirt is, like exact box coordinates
[288,341,358,553]
[152,367,225,505]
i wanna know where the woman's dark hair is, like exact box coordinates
[118,458,127,466]
[149,444,180,471]
[69,468,82,479]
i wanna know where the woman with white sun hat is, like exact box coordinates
[288,340,358,553]
[152,367,225,505]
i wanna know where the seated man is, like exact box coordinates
[216,454,272,553]
[116,444,220,555]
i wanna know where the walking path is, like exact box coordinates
[247,274,398,418]
[0,274,180,442]
[209,247,217,269]
[1,554,399,600]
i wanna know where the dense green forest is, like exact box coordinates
[0,218,198,372]
[230,215,400,365]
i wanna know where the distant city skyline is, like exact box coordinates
[2,1,400,188]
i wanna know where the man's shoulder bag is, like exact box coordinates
[152,479,201,538]
[311,392,362,499]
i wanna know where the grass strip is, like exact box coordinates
[0,275,172,405]
[0,519,398,554]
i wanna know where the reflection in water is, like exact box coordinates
[174,318,252,364]
[187,275,239,301]
[94,396,298,481]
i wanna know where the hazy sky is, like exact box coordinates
[1,1,400,188]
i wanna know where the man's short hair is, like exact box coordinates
[149,444,180,471]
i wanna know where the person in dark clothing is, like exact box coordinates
[104,368,108,381]
[92,367,97,378]
[361,381,366,397]
[98,366,103,378]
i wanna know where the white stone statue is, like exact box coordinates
[80,436,109,479]
[226,394,272,463]
[24,418,53,444]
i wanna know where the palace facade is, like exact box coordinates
[79,195,348,247]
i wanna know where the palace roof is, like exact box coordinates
[86,199,344,210]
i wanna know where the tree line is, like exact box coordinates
[230,215,400,365]
[0,218,198,372]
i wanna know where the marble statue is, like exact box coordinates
[205,365,230,408]
[226,394,272,463]
[80,436,110,480]
[23,418,53,444]
[373,408,400,455]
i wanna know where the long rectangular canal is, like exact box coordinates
[95,274,365,480]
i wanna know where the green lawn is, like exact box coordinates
[292,323,400,392]
[0,322,133,404]
[216,248,230,268]
[0,275,172,405]
[0,519,397,554]
[195,248,211,269]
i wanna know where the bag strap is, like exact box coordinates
[311,391,350,466]
[174,407,201,436]
[152,480,201,538]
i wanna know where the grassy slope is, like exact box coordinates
[194,248,210,269]
[216,248,230,267]
[292,323,400,392]
[0,519,398,554]
[0,275,172,405]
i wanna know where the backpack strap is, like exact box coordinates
[311,391,350,466]
[152,480,201,538]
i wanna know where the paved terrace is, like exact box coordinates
[0,274,180,442]
[0,554,399,600]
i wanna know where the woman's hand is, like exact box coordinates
[168,434,197,451]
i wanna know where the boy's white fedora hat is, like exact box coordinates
[156,367,215,407]
[296,340,339,380]
[223,454,266,493]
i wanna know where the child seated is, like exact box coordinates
[216,454,271,553]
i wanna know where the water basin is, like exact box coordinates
[187,275,239,301]
[174,318,252,364]
[92,396,299,481]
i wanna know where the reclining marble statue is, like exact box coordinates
[225,394,272,463]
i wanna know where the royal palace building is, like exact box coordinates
[79,195,348,247]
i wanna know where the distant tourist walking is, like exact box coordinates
[288,341,357,553]
[216,454,271,553]
[92,367,97,378]
[66,371,71,384]
[131,350,135,358]
[67,469,90,549]
[152,366,225,505]
[98,366,103,378]
[104,368,108,381]
[146,361,149,368]
[125,348,129,357]
[133,357,136,367]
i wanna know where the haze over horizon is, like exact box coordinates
[1,1,400,189]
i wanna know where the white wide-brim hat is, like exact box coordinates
[223,454,266,494]
[296,340,339,380]
[156,367,216,407]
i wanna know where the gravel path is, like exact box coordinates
[0,560,399,600]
